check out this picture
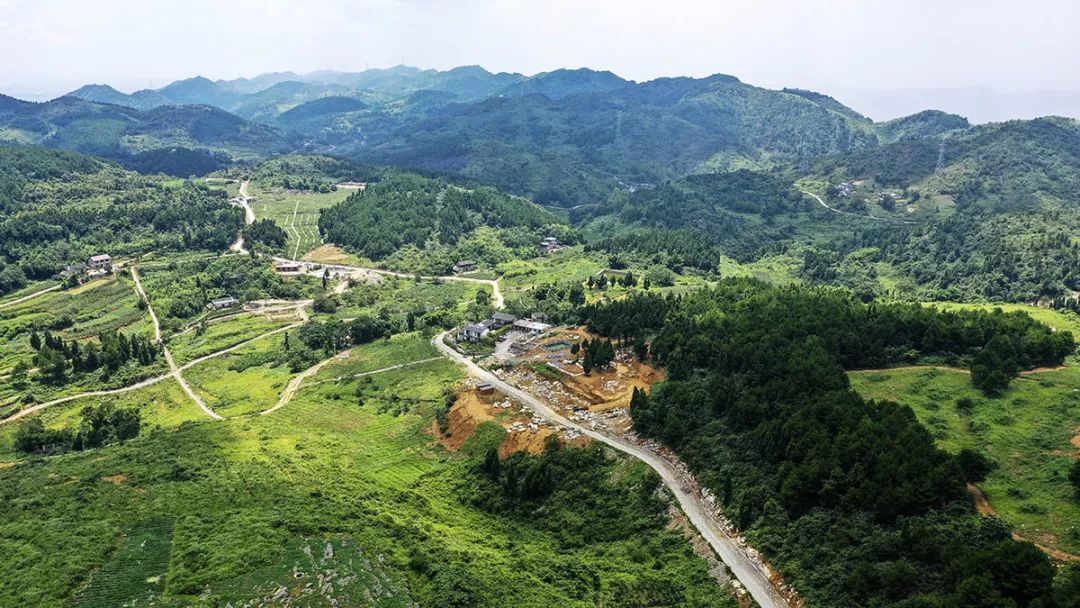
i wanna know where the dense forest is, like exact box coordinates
[0,146,243,296]
[583,280,1077,607]
[319,172,564,272]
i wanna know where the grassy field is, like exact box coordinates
[0,377,204,461]
[181,336,294,417]
[850,366,1080,555]
[0,334,737,607]
[249,185,351,259]
[927,301,1080,338]
[166,314,296,366]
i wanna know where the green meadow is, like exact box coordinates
[850,366,1080,555]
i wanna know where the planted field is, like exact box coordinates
[0,277,149,374]
[182,338,293,416]
[73,519,174,608]
[249,186,351,259]
[167,315,296,366]
[850,366,1080,555]
[0,377,204,460]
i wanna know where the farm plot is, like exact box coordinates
[0,377,203,460]
[181,338,294,417]
[249,186,351,259]
[166,314,299,366]
[72,519,174,608]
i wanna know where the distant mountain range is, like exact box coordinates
[0,65,981,203]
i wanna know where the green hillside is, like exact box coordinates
[0,146,242,296]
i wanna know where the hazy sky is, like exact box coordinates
[3,0,1078,120]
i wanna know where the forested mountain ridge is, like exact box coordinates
[0,95,296,164]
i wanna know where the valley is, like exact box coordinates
[1,62,1079,608]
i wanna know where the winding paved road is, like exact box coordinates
[432,331,792,608]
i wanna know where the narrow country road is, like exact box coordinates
[432,331,793,608]
[260,354,442,415]
[259,348,351,415]
[275,257,505,309]
[131,268,222,420]
[229,180,256,253]
[0,284,61,309]
[1,321,303,426]
[801,189,913,224]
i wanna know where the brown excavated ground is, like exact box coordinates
[431,388,589,456]
[522,327,664,413]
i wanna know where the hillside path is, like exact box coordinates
[432,331,793,608]
[0,285,61,309]
[131,267,222,420]
[229,180,256,253]
[801,189,914,224]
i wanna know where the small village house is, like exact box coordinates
[274,261,301,273]
[512,319,552,336]
[87,254,112,273]
[459,323,490,342]
[453,260,478,273]
[206,296,239,311]
[491,312,517,328]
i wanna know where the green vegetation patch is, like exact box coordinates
[850,366,1080,555]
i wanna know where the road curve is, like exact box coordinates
[801,189,914,224]
[432,331,792,608]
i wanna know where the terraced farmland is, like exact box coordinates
[248,185,351,259]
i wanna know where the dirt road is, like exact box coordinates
[801,189,913,224]
[131,268,222,420]
[229,180,256,253]
[432,331,793,608]
[0,284,61,309]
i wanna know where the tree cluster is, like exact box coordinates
[15,403,140,454]
[30,329,161,384]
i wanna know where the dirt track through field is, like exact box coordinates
[0,284,61,309]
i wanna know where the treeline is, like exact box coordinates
[15,403,140,455]
[318,172,560,261]
[583,280,1077,606]
[586,228,724,272]
[0,147,243,297]
[282,315,394,372]
[27,330,161,384]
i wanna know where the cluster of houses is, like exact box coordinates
[458,311,552,343]
[540,236,563,255]
[61,254,113,284]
